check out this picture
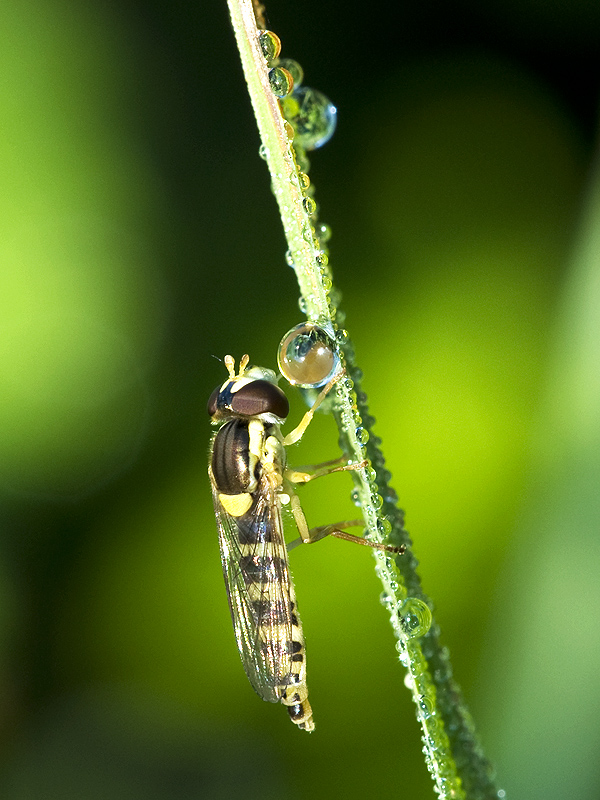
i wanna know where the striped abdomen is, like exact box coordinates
[237,514,314,732]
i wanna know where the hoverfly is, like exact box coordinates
[208,334,402,731]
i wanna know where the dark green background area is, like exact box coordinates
[1,1,599,798]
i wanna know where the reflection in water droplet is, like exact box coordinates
[258,144,269,160]
[282,87,337,150]
[259,30,282,63]
[269,67,294,97]
[399,598,433,639]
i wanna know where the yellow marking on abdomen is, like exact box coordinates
[219,492,253,517]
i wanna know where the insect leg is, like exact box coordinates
[282,369,344,447]
[285,458,368,485]
[286,490,404,554]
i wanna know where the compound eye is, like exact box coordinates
[230,380,289,419]
[278,322,340,388]
[207,386,220,416]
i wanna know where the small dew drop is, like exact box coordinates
[298,171,310,190]
[315,251,329,267]
[418,694,435,718]
[283,120,295,140]
[285,249,294,267]
[356,427,369,445]
[377,517,392,537]
[399,598,433,639]
[350,488,362,507]
[317,222,332,243]
[298,297,307,314]
[269,67,294,97]
[302,196,317,216]
[258,144,269,160]
[396,644,409,667]
[302,225,314,244]
[277,58,304,88]
[259,30,282,63]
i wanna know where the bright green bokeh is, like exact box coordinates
[0,1,167,497]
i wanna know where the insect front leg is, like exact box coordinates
[282,369,343,447]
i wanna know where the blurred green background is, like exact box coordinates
[1,0,599,797]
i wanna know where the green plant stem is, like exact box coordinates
[226,1,501,797]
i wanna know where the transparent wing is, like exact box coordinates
[211,474,295,703]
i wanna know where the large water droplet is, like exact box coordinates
[277,322,340,388]
[398,598,432,639]
[282,87,337,150]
